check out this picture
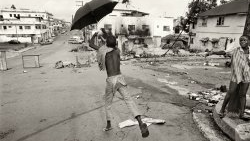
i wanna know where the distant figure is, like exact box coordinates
[206,35,250,120]
[89,30,149,137]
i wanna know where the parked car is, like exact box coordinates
[8,40,20,44]
[40,39,53,45]
[68,36,84,44]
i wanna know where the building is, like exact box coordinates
[189,0,248,51]
[97,6,174,38]
[93,4,174,53]
[0,7,54,43]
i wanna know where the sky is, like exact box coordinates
[0,0,191,22]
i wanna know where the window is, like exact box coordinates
[190,38,194,44]
[35,25,41,29]
[14,14,16,17]
[157,25,159,28]
[3,26,7,30]
[8,26,12,28]
[42,25,46,29]
[142,25,149,30]
[25,26,31,29]
[104,24,112,30]
[163,26,170,31]
[18,14,20,17]
[201,18,207,26]
[217,17,224,26]
[10,14,12,17]
[128,25,135,31]
[28,14,31,17]
[19,26,23,29]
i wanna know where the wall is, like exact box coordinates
[190,14,246,51]
[0,35,32,43]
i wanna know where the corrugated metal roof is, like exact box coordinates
[199,0,249,17]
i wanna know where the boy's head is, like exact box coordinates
[106,35,117,48]
[239,35,250,48]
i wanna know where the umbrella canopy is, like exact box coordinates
[71,0,118,30]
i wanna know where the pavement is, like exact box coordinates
[213,100,250,141]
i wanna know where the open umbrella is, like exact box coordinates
[71,0,118,30]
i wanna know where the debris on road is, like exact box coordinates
[135,95,141,99]
[55,60,91,69]
[188,89,226,107]
[118,118,165,129]
[0,129,15,139]
[204,62,220,67]
[157,78,178,85]
[23,70,27,73]
[189,80,197,84]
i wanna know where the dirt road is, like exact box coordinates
[0,32,210,141]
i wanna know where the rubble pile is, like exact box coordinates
[188,89,226,107]
[54,60,91,69]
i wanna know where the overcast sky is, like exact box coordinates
[1,0,191,22]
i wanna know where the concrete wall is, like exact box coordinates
[190,14,246,51]
[0,35,32,43]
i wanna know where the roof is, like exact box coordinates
[1,8,53,16]
[199,0,249,17]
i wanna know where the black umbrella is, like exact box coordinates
[71,0,118,30]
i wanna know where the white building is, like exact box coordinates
[0,7,53,43]
[189,0,248,51]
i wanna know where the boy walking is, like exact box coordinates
[89,31,149,138]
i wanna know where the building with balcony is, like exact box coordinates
[0,7,54,43]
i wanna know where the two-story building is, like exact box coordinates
[189,0,248,51]
[93,4,174,53]
[0,7,54,43]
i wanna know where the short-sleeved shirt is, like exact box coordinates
[230,46,250,84]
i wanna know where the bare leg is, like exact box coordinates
[219,81,238,117]
[103,120,112,131]
[238,82,249,120]
[103,81,114,131]
[118,86,149,138]
[135,115,149,138]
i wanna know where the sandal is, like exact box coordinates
[140,123,149,138]
[103,127,113,132]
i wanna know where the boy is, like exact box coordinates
[89,31,149,137]
[206,35,250,120]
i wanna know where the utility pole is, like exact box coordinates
[75,0,87,41]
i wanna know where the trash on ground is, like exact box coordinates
[188,89,226,107]
[189,80,197,84]
[23,70,27,73]
[204,62,220,67]
[0,129,15,139]
[119,118,165,129]
[245,109,250,115]
[135,95,141,99]
[55,60,90,69]
[157,78,178,85]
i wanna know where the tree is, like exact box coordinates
[181,0,218,32]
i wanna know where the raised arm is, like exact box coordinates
[88,32,100,50]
